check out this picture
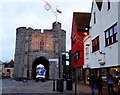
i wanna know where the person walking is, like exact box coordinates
[96,75,103,95]
[107,74,115,95]
[89,73,96,95]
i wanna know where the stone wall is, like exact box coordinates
[14,22,66,80]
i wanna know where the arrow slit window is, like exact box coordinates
[94,12,96,24]
[108,0,110,10]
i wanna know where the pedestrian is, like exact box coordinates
[89,73,96,95]
[118,80,120,95]
[107,74,115,95]
[96,75,103,95]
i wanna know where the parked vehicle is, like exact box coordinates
[36,65,46,82]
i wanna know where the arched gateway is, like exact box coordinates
[13,22,66,80]
[32,57,49,79]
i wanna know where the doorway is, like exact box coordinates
[32,57,49,79]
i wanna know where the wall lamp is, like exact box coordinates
[99,51,106,55]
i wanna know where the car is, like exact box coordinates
[36,69,46,82]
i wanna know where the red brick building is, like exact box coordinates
[71,12,90,81]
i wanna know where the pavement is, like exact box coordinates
[1,79,111,95]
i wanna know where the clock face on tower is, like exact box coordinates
[31,33,54,50]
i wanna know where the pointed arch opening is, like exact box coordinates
[32,57,49,79]
[40,40,45,50]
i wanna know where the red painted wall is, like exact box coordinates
[71,18,86,68]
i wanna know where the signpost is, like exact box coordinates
[48,59,58,91]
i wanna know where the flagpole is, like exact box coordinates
[41,0,58,23]
[50,7,58,23]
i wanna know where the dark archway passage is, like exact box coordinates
[32,57,49,79]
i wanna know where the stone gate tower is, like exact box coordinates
[14,22,66,80]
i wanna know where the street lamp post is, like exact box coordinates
[62,52,66,80]
[58,55,61,78]
[62,51,73,91]
[53,61,55,91]
[69,50,77,93]
[75,69,77,95]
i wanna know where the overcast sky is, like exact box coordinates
[0,0,92,62]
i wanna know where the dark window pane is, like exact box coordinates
[108,0,110,10]
[7,69,10,72]
[109,36,112,44]
[94,12,96,24]
[92,36,99,52]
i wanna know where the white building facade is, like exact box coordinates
[83,35,91,84]
[84,0,120,83]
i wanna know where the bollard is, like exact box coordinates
[66,79,73,90]
[56,79,63,92]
